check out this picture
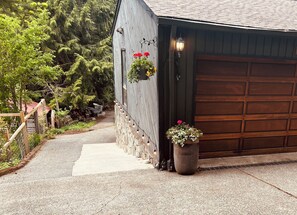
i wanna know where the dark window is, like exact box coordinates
[121,49,127,106]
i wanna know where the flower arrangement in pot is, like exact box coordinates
[166,120,203,175]
[127,52,157,83]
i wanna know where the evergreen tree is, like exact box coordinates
[47,0,115,111]
[0,0,116,115]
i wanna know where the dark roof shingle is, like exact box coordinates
[143,0,297,31]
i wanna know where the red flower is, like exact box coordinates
[144,52,150,57]
[133,52,143,58]
[177,120,183,125]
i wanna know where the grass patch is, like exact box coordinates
[0,159,20,170]
[46,121,96,138]
[60,121,96,132]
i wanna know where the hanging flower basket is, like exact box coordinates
[138,68,149,81]
[127,52,157,83]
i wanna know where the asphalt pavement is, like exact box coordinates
[1,112,297,214]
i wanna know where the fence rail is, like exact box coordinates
[0,113,21,117]
[0,99,48,170]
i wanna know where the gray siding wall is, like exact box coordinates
[113,0,159,146]
[195,30,297,59]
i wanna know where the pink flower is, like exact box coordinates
[144,52,150,57]
[177,120,183,125]
[133,53,138,58]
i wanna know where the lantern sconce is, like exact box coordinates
[174,36,185,81]
[176,36,185,58]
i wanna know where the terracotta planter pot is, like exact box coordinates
[173,140,199,175]
[138,69,148,81]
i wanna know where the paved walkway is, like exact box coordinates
[72,143,152,176]
[1,112,297,214]
[0,112,151,183]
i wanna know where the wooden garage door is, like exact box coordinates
[195,56,297,158]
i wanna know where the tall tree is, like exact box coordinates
[0,1,61,112]
[47,0,115,111]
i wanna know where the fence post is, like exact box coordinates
[4,128,9,141]
[20,111,30,155]
[5,128,12,160]
[34,111,40,134]
[41,99,48,133]
[51,110,55,128]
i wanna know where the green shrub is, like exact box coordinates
[49,128,64,134]
[29,133,41,149]
[55,109,70,119]
[0,158,20,170]
[44,128,63,139]
[0,140,21,170]
[0,118,7,146]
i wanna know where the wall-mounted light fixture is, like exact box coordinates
[176,36,185,58]
[174,36,185,81]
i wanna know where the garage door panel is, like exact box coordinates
[195,58,297,158]
[246,101,290,114]
[289,119,297,130]
[245,119,287,132]
[248,82,293,96]
[251,63,295,77]
[288,136,297,147]
[198,61,248,76]
[200,139,239,152]
[196,102,244,115]
[292,102,297,113]
[197,121,242,134]
[295,88,297,96]
[197,81,246,96]
[243,137,285,150]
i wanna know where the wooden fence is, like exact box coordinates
[0,99,48,161]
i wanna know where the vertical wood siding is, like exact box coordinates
[195,30,297,59]
[113,0,159,146]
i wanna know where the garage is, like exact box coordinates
[113,0,297,168]
[195,56,297,158]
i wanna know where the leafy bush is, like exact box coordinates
[55,109,72,128]
[55,109,70,118]
[0,159,20,170]
[0,140,21,170]
[29,133,41,149]
[0,118,8,136]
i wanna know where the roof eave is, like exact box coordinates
[158,16,297,35]
[111,0,122,36]
[112,0,159,37]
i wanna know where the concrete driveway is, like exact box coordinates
[0,112,297,214]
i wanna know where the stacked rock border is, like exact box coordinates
[114,101,158,167]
